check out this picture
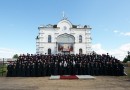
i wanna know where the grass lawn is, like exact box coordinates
[0,64,7,76]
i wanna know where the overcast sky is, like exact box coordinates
[0,0,130,60]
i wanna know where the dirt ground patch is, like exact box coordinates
[0,76,129,90]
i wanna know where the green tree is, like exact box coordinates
[123,51,130,63]
[13,54,19,59]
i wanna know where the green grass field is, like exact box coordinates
[0,64,7,76]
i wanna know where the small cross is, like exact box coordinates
[62,11,65,19]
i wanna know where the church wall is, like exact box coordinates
[73,32,86,43]
[39,43,56,54]
[36,19,92,55]
[74,43,86,54]
[40,29,56,43]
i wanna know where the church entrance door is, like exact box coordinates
[57,33,75,54]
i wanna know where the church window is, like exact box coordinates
[48,35,51,43]
[79,35,82,43]
[48,48,51,55]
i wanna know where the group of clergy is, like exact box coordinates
[6,53,125,77]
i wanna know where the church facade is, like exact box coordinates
[36,18,92,55]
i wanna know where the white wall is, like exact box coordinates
[36,19,92,55]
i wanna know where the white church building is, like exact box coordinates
[36,17,92,55]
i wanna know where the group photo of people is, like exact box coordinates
[6,53,125,77]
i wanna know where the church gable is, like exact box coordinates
[57,19,72,30]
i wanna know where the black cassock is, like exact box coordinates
[98,63,102,75]
[51,62,54,75]
[6,64,13,77]
[46,63,51,76]
[30,64,36,77]
[21,64,26,77]
[86,63,90,75]
[26,65,30,77]
[67,62,71,75]
[42,63,47,76]
[12,65,16,77]
[37,63,42,77]
[90,62,94,75]
[119,63,124,76]
[77,63,80,75]
[59,63,63,75]
[16,64,22,77]
[82,63,86,75]
[35,61,38,77]
[113,63,118,76]
[54,63,58,75]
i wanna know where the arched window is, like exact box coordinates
[48,35,51,43]
[48,48,51,55]
[79,48,82,54]
[79,35,82,43]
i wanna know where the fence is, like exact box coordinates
[0,58,15,77]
